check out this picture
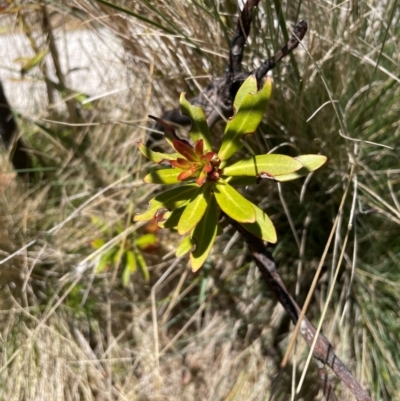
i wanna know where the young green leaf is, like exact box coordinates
[240,205,277,243]
[122,264,131,287]
[273,155,328,182]
[176,236,194,257]
[17,49,48,74]
[233,75,258,111]
[135,233,158,249]
[90,238,105,249]
[190,196,219,271]
[122,250,137,287]
[136,251,150,282]
[134,184,197,221]
[126,250,137,272]
[214,179,256,223]
[138,142,179,164]
[180,93,212,151]
[178,183,212,235]
[144,168,186,184]
[218,76,272,161]
[223,154,303,177]
[96,249,115,273]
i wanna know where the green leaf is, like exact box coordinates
[96,249,115,273]
[176,236,194,257]
[241,205,277,243]
[134,184,197,221]
[214,179,256,223]
[138,142,179,164]
[122,264,131,287]
[225,176,259,186]
[178,183,212,235]
[233,75,258,111]
[218,76,272,161]
[122,250,137,287]
[126,250,137,272]
[273,155,328,182]
[90,238,105,249]
[223,154,302,177]
[160,206,185,229]
[16,49,48,73]
[135,233,158,249]
[143,168,185,184]
[190,196,218,271]
[180,93,212,151]
[136,252,150,282]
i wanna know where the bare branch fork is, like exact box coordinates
[152,1,307,135]
[152,1,371,400]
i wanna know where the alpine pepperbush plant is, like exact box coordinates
[135,75,326,271]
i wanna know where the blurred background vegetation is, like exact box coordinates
[0,0,399,400]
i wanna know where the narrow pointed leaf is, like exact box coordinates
[180,93,212,151]
[144,168,185,184]
[136,252,150,282]
[190,196,218,272]
[148,115,176,140]
[176,236,194,257]
[148,115,191,146]
[138,142,179,163]
[214,179,256,223]
[122,264,131,287]
[17,49,48,73]
[126,250,137,272]
[241,205,277,243]
[223,154,302,177]
[178,183,212,235]
[177,169,196,181]
[134,184,197,221]
[218,76,272,161]
[172,139,199,161]
[274,155,328,182]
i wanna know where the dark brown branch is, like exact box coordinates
[227,216,372,401]
[41,5,81,127]
[228,0,261,75]
[149,6,307,146]
[254,19,308,81]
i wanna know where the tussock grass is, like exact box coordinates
[0,0,399,399]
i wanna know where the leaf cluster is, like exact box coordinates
[135,76,326,270]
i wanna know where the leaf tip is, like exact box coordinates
[189,255,203,272]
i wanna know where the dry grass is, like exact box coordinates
[0,0,399,400]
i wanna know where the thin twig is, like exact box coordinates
[227,215,371,401]
[150,6,308,142]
